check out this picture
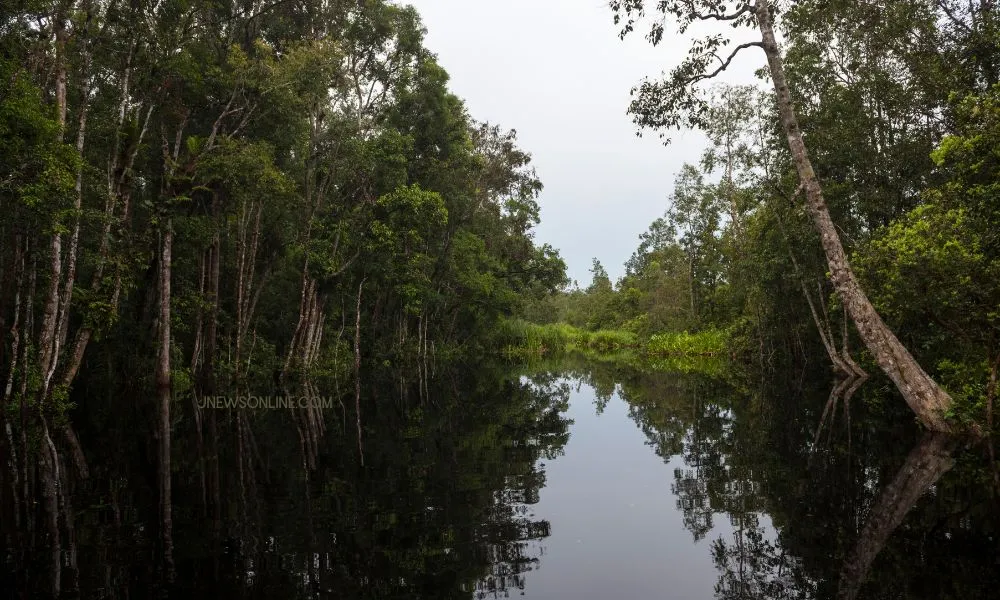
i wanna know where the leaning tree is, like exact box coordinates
[610,0,956,432]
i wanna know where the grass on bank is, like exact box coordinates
[497,320,728,362]
[647,329,728,356]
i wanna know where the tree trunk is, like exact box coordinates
[39,418,61,598]
[234,197,263,382]
[204,223,221,390]
[203,224,221,534]
[38,0,72,397]
[282,270,314,382]
[354,279,365,466]
[754,1,954,432]
[156,225,174,582]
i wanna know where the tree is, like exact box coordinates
[584,258,619,330]
[0,0,568,590]
[855,84,1000,426]
[668,164,724,325]
[610,0,957,432]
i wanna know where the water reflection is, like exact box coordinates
[837,433,958,600]
[549,357,1000,599]
[13,358,1000,598]
[58,366,572,599]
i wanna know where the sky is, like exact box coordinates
[403,0,760,285]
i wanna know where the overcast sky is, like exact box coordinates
[404,0,759,285]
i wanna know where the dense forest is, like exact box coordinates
[2,0,1000,597]
[0,0,567,593]
[527,0,999,432]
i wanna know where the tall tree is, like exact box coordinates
[610,0,958,432]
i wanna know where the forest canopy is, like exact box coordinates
[0,0,567,590]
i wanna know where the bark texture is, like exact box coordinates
[157,225,175,581]
[754,1,954,432]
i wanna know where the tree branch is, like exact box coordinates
[935,0,974,33]
[685,1,752,22]
[689,41,763,85]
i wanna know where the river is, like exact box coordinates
[26,358,1000,598]
[504,375,751,598]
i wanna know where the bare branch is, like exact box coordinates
[935,0,974,33]
[689,41,763,85]
[685,1,753,23]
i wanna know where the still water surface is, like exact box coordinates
[515,379,752,599]
[57,359,1000,598]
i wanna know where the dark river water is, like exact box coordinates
[509,377,751,599]
[36,358,1000,598]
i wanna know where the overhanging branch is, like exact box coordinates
[684,1,753,22]
[689,41,763,85]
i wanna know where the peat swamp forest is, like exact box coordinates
[1,0,1000,598]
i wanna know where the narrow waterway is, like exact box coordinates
[510,378,753,599]
[21,359,1000,598]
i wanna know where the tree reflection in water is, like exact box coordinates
[14,356,1000,598]
[57,366,571,599]
[569,355,1000,600]
[837,433,958,600]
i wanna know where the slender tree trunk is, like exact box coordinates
[39,418,61,598]
[190,251,208,512]
[755,1,954,432]
[38,239,64,400]
[52,1,71,133]
[190,251,206,377]
[38,1,73,397]
[3,238,24,407]
[205,224,221,389]
[688,256,696,324]
[155,113,186,585]
[156,225,174,582]
[2,237,27,575]
[234,198,263,381]
[20,256,36,548]
[354,279,365,466]
[203,224,221,533]
[282,271,313,381]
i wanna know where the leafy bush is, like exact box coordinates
[499,319,727,361]
[647,329,727,356]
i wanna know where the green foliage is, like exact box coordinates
[0,58,79,217]
[647,329,727,357]
[497,319,728,377]
[592,1,1000,434]
[856,204,989,334]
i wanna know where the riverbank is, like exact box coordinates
[496,320,729,366]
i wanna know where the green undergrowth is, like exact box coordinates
[496,320,729,373]
[513,347,730,381]
[647,329,728,356]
